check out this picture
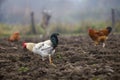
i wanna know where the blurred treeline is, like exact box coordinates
[0,0,120,37]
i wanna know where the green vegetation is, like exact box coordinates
[0,24,12,36]
[116,21,120,32]
[0,21,119,37]
[56,53,62,59]
[91,77,103,80]
[18,66,29,73]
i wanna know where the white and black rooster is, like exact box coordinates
[22,33,59,66]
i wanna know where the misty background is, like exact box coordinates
[0,0,120,25]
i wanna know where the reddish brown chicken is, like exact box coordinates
[88,26,112,47]
[8,32,20,42]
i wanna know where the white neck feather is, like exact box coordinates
[26,43,35,52]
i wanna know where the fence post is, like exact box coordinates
[30,12,36,34]
[111,9,115,32]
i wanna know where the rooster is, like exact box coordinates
[22,33,59,66]
[8,32,20,42]
[88,26,112,47]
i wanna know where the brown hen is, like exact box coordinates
[88,26,112,47]
[8,32,20,42]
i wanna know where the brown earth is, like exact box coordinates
[0,34,120,80]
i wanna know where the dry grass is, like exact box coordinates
[0,21,119,37]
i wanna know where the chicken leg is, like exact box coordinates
[103,43,105,48]
[49,54,52,64]
[94,41,99,46]
[48,54,56,67]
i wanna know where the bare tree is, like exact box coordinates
[41,11,51,29]
[40,10,51,36]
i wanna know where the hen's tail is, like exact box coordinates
[106,26,112,33]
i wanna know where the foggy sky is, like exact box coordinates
[1,0,120,24]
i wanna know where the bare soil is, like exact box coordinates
[0,34,120,80]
